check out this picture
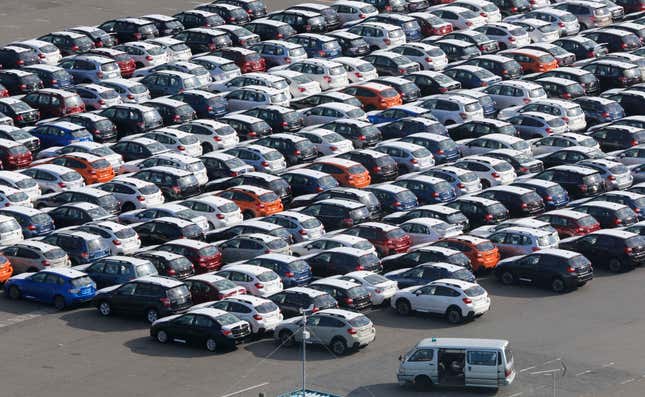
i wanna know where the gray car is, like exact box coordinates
[2,241,70,273]
[488,226,559,258]
[223,144,287,174]
[250,40,307,67]
[507,111,569,139]
[217,233,291,263]
[261,211,325,243]
[59,55,121,83]
[421,166,483,196]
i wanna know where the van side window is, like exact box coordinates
[467,351,497,366]
[409,349,434,362]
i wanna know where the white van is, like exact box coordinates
[397,337,515,390]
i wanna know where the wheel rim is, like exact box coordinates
[147,310,158,323]
[501,272,514,285]
[448,310,461,324]
[280,332,292,345]
[552,279,564,292]
[157,330,168,343]
[99,302,111,316]
[9,286,19,299]
[206,339,217,351]
[397,301,409,315]
[609,260,621,272]
[55,297,64,309]
[332,341,345,355]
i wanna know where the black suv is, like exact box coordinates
[134,250,196,279]
[290,92,363,110]
[0,70,43,95]
[533,165,604,199]
[35,188,119,214]
[144,98,196,126]
[560,229,645,273]
[446,196,509,228]
[336,149,398,182]
[573,201,638,228]
[476,186,545,217]
[379,117,447,140]
[381,246,472,272]
[290,187,381,220]
[100,104,163,138]
[0,98,40,127]
[131,167,200,200]
[173,28,232,53]
[319,120,382,149]
[447,119,518,140]
[134,217,203,245]
[94,276,192,323]
[269,287,338,318]
[300,199,370,230]
[307,247,381,278]
[111,137,168,162]
[462,54,523,79]
[581,29,641,53]
[170,90,228,119]
[173,10,225,29]
[534,67,599,95]
[242,105,303,133]
[494,249,593,292]
[98,18,159,42]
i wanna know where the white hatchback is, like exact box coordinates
[179,195,243,229]
[192,295,283,335]
[218,264,284,297]
[336,271,398,305]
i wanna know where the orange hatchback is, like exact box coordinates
[307,158,371,188]
[0,255,13,283]
[44,152,115,184]
[432,235,500,273]
[342,82,403,110]
[501,48,558,73]
[217,185,283,219]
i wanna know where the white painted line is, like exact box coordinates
[530,369,561,375]
[508,393,523,397]
[543,358,561,365]
[0,310,50,329]
[602,362,615,368]
[620,378,635,385]
[220,382,269,397]
[519,366,536,373]
[575,370,592,377]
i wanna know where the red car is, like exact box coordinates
[410,12,453,37]
[184,273,246,304]
[213,47,266,73]
[88,48,137,78]
[156,239,223,273]
[343,222,412,256]
[536,209,601,238]
[21,88,84,119]
[0,139,31,169]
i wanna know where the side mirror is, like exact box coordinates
[398,355,403,361]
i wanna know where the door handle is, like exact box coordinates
[468,366,472,371]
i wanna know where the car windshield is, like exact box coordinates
[464,102,482,113]
[386,228,406,239]
[14,177,37,189]
[270,92,288,103]
[178,175,198,188]
[7,191,28,203]
[167,283,190,299]
[300,217,321,229]
[96,194,118,208]
[346,285,368,298]
[348,315,371,327]
[453,268,474,281]
[42,248,65,260]
[285,260,308,273]
[257,191,278,202]
[90,158,111,168]
[582,173,602,185]
[112,226,135,239]
[216,313,240,326]
[358,253,379,266]
[71,276,93,287]
[86,237,105,252]
[195,245,217,257]
[146,46,165,56]
[170,43,190,52]
[138,184,160,195]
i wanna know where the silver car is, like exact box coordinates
[2,241,70,273]
[217,233,291,263]
[488,226,559,258]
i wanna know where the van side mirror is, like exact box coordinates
[398,355,402,361]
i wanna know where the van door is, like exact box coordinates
[404,348,437,381]
[465,349,500,387]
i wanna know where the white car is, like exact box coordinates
[291,234,376,257]
[136,128,203,158]
[179,195,243,229]
[475,23,531,49]
[389,42,448,71]
[76,221,141,255]
[333,57,379,83]
[428,6,487,30]
[483,80,547,110]
[114,41,169,67]
[10,39,62,65]
[400,218,462,246]
[146,37,192,62]
[0,170,41,202]
[99,78,151,104]
[417,94,484,125]
[119,152,208,186]
[452,0,502,23]
[275,59,349,91]
[73,83,122,110]
[0,214,23,246]
[217,264,283,297]
[225,85,290,111]
[530,132,600,156]
[20,164,85,194]
[375,141,435,173]
[95,176,164,211]
[498,99,586,132]
[454,156,517,187]
[458,133,532,157]
[512,19,560,43]
[348,22,406,50]
[209,72,290,98]
[191,55,242,81]
[302,102,367,126]
[176,119,240,151]
[269,70,322,98]
[331,1,379,26]
[118,203,210,233]
[391,279,491,323]
[335,270,398,305]
[295,129,354,155]
[0,185,31,208]
[192,295,283,335]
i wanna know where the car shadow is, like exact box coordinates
[478,278,564,298]
[243,338,347,361]
[366,309,465,330]
[346,383,501,396]
[124,336,224,358]
[60,308,148,333]
[0,294,58,315]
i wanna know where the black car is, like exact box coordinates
[205,172,292,205]
[489,0,530,16]
[134,217,203,245]
[131,167,200,200]
[603,90,645,117]
[0,98,40,127]
[219,114,272,141]
[0,46,39,69]
[533,165,605,199]
[300,199,370,231]
[38,31,95,55]
[336,149,398,183]
[35,188,120,214]
[441,31,499,54]
[581,29,641,53]
[266,9,327,33]
[242,105,303,133]
[309,279,372,311]
[169,90,227,119]
[553,36,608,62]
[362,52,420,76]
[218,0,268,19]
[574,201,638,228]
[404,71,461,96]
[532,67,599,95]
[289,187,381,220]
[141,14,186,36]
[379,117,447,140]
[254,134,316,166]
[371,76,421,103]
[134,250,196,279]
[200,152,252,179]
[204,220,293,244]
[560,230,645,273]
[433,39,481,63]
[144,98,196,126]
[364,184,419,214]
[58,113,117,143]
[385,263,476,289]
[445,196,509,228]
[381,246,472,272]
[195,4,250,26]
[0,70,43,96]
[306,247,381,278]
[325,31,369,56]
[290,91,363,110]
[573,96,624,125]
[476,186,545,217]
[319,119,382,149]
[173,28,232,53]
[269,287,338,318]
[588,125,645,151]
[581,59,641,92]
[68,26,116,48]
[98,18,159,43]
[463,54,523,80]
[494,249,593,292]
[538,147,604,169]
[244,20,297,41]
[447,119,517,140]
[94,276,192,323]
[534,77,585,100]
[100,104,163,138]
[46,202,112,228]
[173,10,225,29]
[111,137,168,162]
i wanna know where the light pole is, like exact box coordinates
[301,309,311,397]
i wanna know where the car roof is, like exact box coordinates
[312,277,360,289]
[416,337,508,349]
[317,198,364,209]
[546,209,591,219]
[221,263,274,274]
[285,286,327,297]
[15,240,60,252]
[42,267,87,278]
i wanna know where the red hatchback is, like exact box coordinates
[184,273,246,304]
[0,138,31,169]
[156,239,223,273]
[213,47,266,73]
[343,222,412,257]
[22,88,85,119]
[536,209,601,238]
[88,48,136,78]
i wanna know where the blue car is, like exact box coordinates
[4,268,96,309]
[245,253,313,288]
[75,256,158,289]
[287,34,342,59]
[394,175,458,205]
[26,121,93,148]
[24,64,74,89]
[591,191,645,221]
[367,105,432,124]
[384,263,475,289]
[573,96,625,126]
[364,184,419,214]
[0,207,55,238]
[281,169,339,196]
[42,231,111,266]
[443,65,502,89]
[512,179,569,210]
[399,133,460,164]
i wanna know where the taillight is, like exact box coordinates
[71,45,80,52]
[221,329,232,336]
[345,297,354,305]
[523,97,531,104]
[521,202,528,209]
[355,72,363,78]
[323,75,332,82]
[359,135,366,141]
[359,13,366,19]
[294,150,301,156]
[28,225,36,231]
[383,38,391,45]
[298,229,307,236]
[41,260,50,267]
[167,268,176,276]
[625,247,633,255]
[214,136,222,142]
[566,266,576,273]
[254,283,264,289]
[457,183,465,189]
[462,298,472,304]
[137,195,146,202]
[491,172,500,179]
[558,22,565,28]
[614,218,623,226]
[112,239,121,246]
[545,195,553,202]
[261,161,269,167]
[133,33,142,40]
[145,55,153,61]
[253,314,263,320]
[58,182,66,188]
[410,158,418,164]
[285,271,295,278]
[459,112,468,120]
[347,327,357,334]
[160,297,171,307]
[485,214,493,221]
[505,367,513,377]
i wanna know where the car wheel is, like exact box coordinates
[156,330,169,344]
[500,271,515,285]
[608,258,623,273]
[8,285,20,300]
[396,299,412,316]
[202,142,213,153]
[121,202,135,212]
[146,308,159,323]
[414,375,432,390]
[206,338,218,352]
[53,295,65,311]
[481,179,491,189]
[551,277,566,293]
[330,337,348,356]
[446,306,463,324]
[279,330,294,347]
[242,210,254,220]
[98,301,112,316]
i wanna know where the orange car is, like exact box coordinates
[432,235,500,273]
[342,82,403,110]
[501,48,558,73]
[0,255,13,283]
[307,158,371,188]
[217,185,283,219]
[43,153,115,184]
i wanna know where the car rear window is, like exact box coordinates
[198,245,219,257]
[267,238,288,250]
[386,228,406,239]
[476,241,495,251]
[347,285,369,298]
[178,175,198,188]
[568,254,590,268]
[464,285,485,297]
[71,276,93,287]
[488,203,507,215]
[492,162,513,172]
[44,248,66,259]
[135,262,157,277]
[381,88,399,98]
[464,102,482,113]
[91,158,111,169]
[348,315,371,327]
[314,293,337,307]
[301,218,322,229]
[538,234,558,246]
[7,145,28,155]
[213,278,237,291]
[114,227,136,239]
[64,95,84,108]
[395,190,418,203]
[255,301,279,313]
[578,215,597,226]
[529,87,546,97]
[452,268,474,280]
[0,219,19,232]
[624,67,641,78]
[348,164,366,175]
[218,202,239,213]
[350,206,370,220]
[582,173,601,185]
[257,270,279,282]
[358,252,379,266]
[96,195,118,209]
[61,172,81,182]
[139,184,160,195]
[169,256,193,271]
[616,207,636,219]
[86,237,105,252]
[7,191,28,203]
[259,191,279,202]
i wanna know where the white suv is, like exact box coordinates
[391,279,491,323]
[389,43,448,71]
[475,23,531,49]
[454,155,517,187]
[192,295,283,335]
[179,195,243,229]
[277,59,349,90]
[417,94,484,125]
[348,22,406,50]
[335,270,398,305]
[95,176,164,211]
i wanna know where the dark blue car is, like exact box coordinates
[287,34,342,58]
[75,256,159,289]
[26,121,93,148]
[573,96,625,126]
[384,263,475,289]
[4,268,96,309]
[591,191,645,221]
[394,175,457,205]
[0,207,55,238]
[245,253,313,288]
[365,184,419,214]
[281,169,339,196]
[443,65,502,89]
[513,179,569,210]
[42,231,111,266]
[367,105,432,124]
[24,65,74,89]
[399,133,460,164]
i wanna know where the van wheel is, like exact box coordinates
[146,308,159,323]
[551,277,566,293]
[446,306,463,324]
[396,299,412,316]
[279,330,294,347]
[500,271,515,285]
[608,258,623,273]
[8,285,20,300]
[330,337,348,356]
[121,202,135,212]
[202,142,213,153]
[414,375,432,390]
[53,295,65,311]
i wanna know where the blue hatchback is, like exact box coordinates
[4,268,96,309]
[367,105,432,124]
[281,169,339,196]
[245,253,313,288]
[399,133,461,164]
[513,179,570,210]
[365,184,419,214]
[0,207,55,238]
[394,175,457,205]
[287,34,342,59]
[27,121,93,148]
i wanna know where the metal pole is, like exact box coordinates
[302,310,306,397]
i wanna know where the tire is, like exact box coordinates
[499,43,507,50]
[608,258,623,273]
[551,277,566,293]
[121,202,135,212]
[481,179,491,189]
[396,299,412,316]
[36,203,46,210]
[446,306,463,324]
[53,295,65,311]
[98,301,112,316]
[8,285,20,300]
[202,142,213,153]
[500,271,515,285]
[242,210,254,220]
[279,330,294,347]
[330,337,348,356]
[156,330,169,344]
[414,375,432,390]
[146,308,159,324]
[206,338,218,352]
